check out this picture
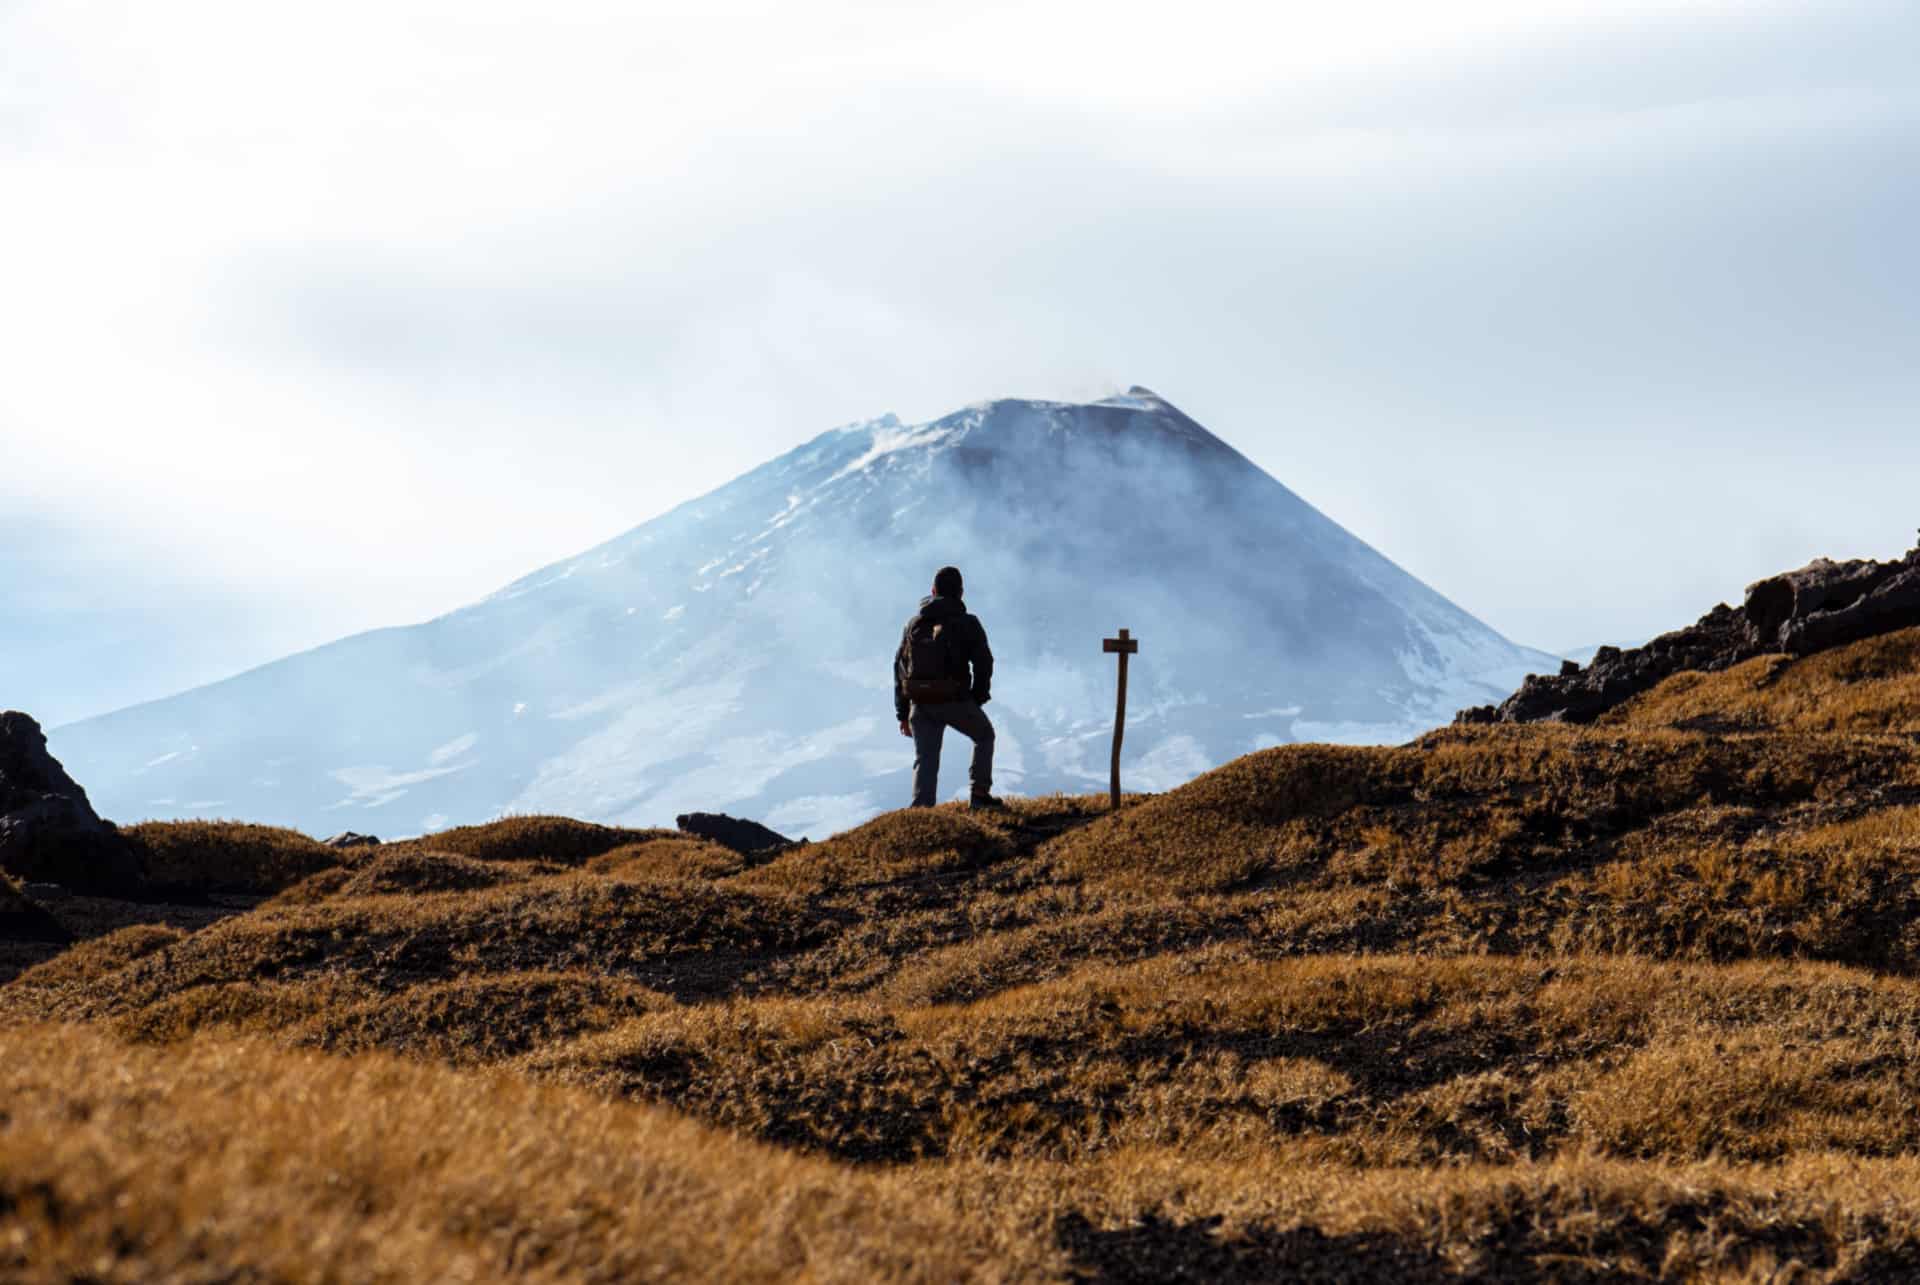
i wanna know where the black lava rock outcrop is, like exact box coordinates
[675,811,798,855]
[324,831,382,849]
[0,711,144,894]
[1458,539,1920,726]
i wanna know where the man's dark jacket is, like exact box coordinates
[894,594,993,721]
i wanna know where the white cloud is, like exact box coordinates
[4,0,1918,722]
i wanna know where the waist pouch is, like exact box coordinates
[906,678,970,704]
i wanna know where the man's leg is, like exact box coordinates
[941,701,996,800]
[909,708,945,807]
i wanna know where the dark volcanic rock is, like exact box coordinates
[1746,554,1920,655]
[0,711,143,894]
[1458,539,1920,726]
[324,831,382,849]
[675,811,797,855]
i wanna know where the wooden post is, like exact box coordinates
[1102,628,1138,811]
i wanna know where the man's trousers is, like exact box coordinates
[909,700,995,806]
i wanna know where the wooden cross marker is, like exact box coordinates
[1102,628,1139,810]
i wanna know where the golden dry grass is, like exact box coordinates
[9,1021,1920,1281]
[2,922,184,1005]
[417,814,676,864]
[4,869,823,1027]
[331,847,559,896]
[1606,628,1920,735]
[0,1023,1030,1283]
[517,953,1920,1168]
[121,818,340,893]
[586,835,752,880]
[11,627,1920,1278]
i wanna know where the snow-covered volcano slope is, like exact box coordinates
[53,390,1553,838]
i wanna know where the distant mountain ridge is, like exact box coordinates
[53,388,1553,837]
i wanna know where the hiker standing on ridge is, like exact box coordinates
[895,566,1004,810]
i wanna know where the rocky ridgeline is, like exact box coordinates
[1459,539,1920,725]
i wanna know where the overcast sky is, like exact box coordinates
[5,0,1917,726]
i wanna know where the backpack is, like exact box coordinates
[902,612,969,703]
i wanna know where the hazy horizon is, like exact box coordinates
[7,1,1919,726]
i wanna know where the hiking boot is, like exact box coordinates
[969,794,1008,812]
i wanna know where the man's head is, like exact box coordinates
[932,565,964,599]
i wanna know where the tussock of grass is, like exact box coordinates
[121,819,339,894]
[111,979,336,1044]
[89,970,670,1064]
[1045,745,1391,892]
[265,864,355,905]
[333,849,555,897]
[298,972,669,1063]
[421,815,676,864]
[1042,727,1920,898]
[1608,627,1920,735]
[588,836,751,881]
[0,1024,1027,1283]
[868,898,1248,1007]
[733,805,1015,895]
[49,872,823,1019]
[527,953,1920,1167]
[0,923,186,1023]
[943,1150,1920,1281]
[1549,806,1920,970]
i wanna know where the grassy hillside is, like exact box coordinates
[11,628,1920,1280]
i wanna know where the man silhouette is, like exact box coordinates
[894,565,1003,809]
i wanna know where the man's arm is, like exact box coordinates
[969,616,994,704]
[893,630,912,724]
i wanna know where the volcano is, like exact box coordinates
[51,389,1552,837]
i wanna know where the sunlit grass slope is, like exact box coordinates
[10,1021,1920,1282]
[0,1023,1021,1283]
[11,627,1920,1280]
[1602,627,1920,736]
